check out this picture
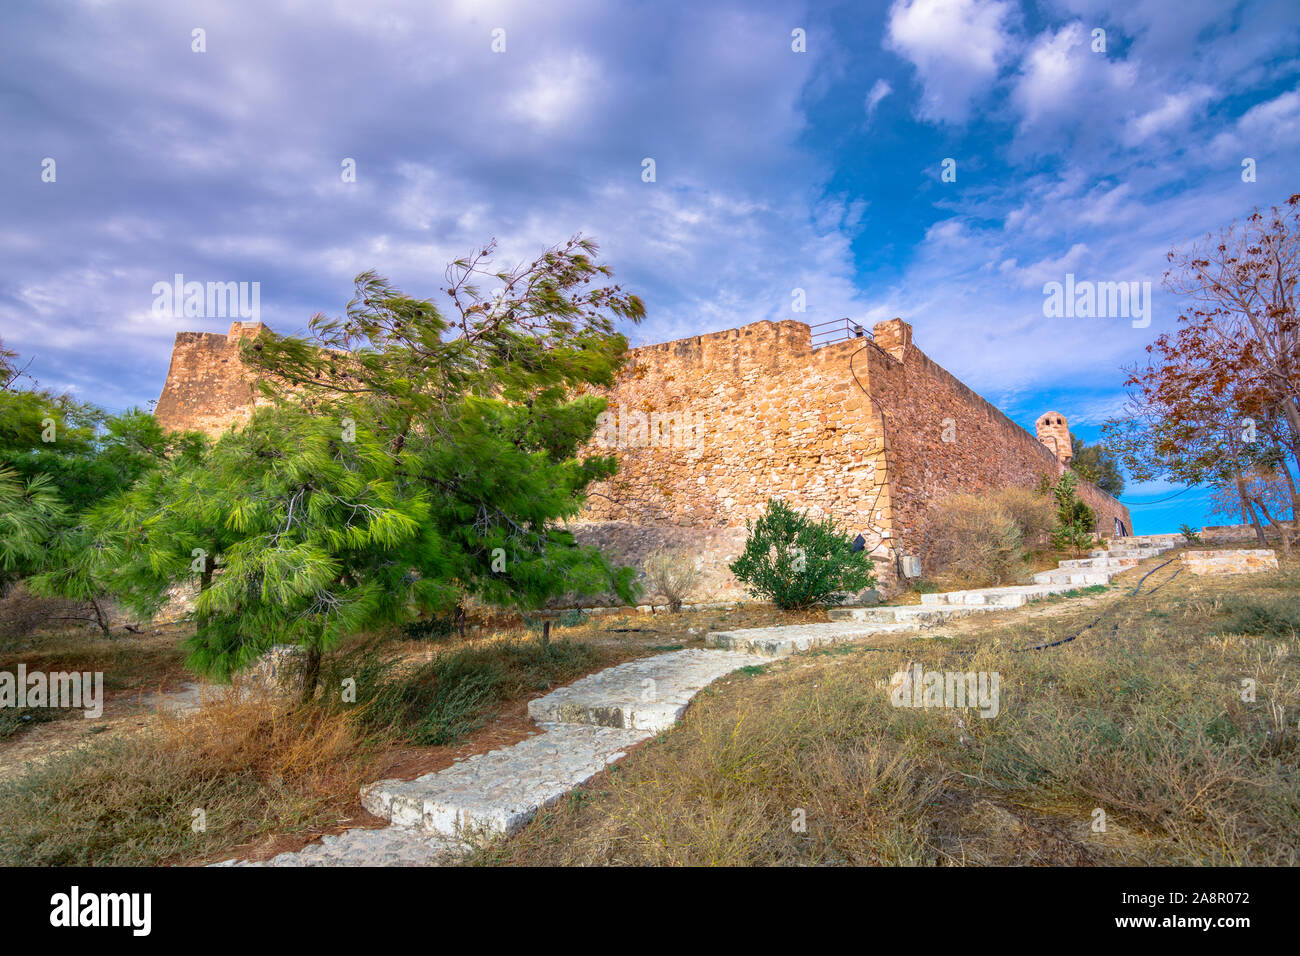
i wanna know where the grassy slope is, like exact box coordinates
[0,602,827,866]
[0,634,606,865]
[472,556,1300,866]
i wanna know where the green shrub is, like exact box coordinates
[728,499,875,610]
[1051,472,1096,555]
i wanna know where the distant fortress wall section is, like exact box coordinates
[570,317,1131,596]
[571,319,894,596]
[153,322,271,437]
[857,320,1132,553]
[153,317,1132,598]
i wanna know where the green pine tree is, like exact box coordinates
[100,236,644,696]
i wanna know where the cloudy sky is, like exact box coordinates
[3,0,1299,532]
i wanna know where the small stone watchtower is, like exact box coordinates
[227,320,267,343]
[1036,411,1073,468]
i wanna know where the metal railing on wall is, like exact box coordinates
[810,317,871,349]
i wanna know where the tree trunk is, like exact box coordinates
[1250,496,1293,557]
[199,544,217,592]
[1236,471,1268,545]
[89,597,111,640]
[299,646,322,706]
[1278,393,1300,484]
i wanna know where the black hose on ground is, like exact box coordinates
[1015,557,1180,652]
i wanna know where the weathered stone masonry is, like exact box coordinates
[568,317,1130,595]
[155,318,1132,598]
[153,321,274,436]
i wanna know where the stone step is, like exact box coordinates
[920,589,1028,608]
[1090,548,1164,559]
[526,649,755,732]
[828,603,1002,626]
[1058,556,1139,570]
[1032,569,1112,586]
[920,583,1075,607]
[706,620,918,656]
[361,723,653,838]
[213,825,462,867]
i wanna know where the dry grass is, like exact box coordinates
[922,492,1026,587]
[0,625,190,741]
[0,582,97,645]
[0,683,380,866]
[472,556,1300,866]
[0,592,849,866]
[471,661,950,865]
[318,634,603,746]
[990,485,1057,547]
[0,626,188,691]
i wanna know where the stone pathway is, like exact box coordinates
[216,534,1179,867]
[217,648,756,866]
[707,535,1180,656]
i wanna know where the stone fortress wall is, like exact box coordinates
[153,322,273,436]
[154,318,1132,598]
[567,317,1130,596]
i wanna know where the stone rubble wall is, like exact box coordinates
[1180,549,1280,575]
[574,319,894,591]
[567,522,751,603]
[154,316,1133,602]
[1202,521,1297,542]
[858,327,1132,560]
[574,317,1132,598]
[1076,480,1132,537]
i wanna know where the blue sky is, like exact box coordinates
[3,0,1298,533]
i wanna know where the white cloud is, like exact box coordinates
[998,241,1091,289]
[510,53,602,129]
[1209,88,1300,160]
[864,78,893,117]
[1124,85,1216,144]
[1011,22,1137,137]
[885,0,1016,124]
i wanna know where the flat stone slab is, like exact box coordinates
[829,603,1001,624]
[213,826,462,868]
[1181,549,1278,575]
[1033,569,1112,585]
[361,723,653,838]
[1058,556,1139,570]
[921,583,1075,606]
[527,649,755,732]
[707,620,917,656]
[1095,548,1165,559]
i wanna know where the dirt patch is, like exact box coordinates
[0,676,201,783]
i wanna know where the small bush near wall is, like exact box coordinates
[922,493,1025,587]
[989,487,1056,548]
[642,547,700,612]
[730,500,876,610]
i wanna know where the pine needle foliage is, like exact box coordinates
[98,237,644,686]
